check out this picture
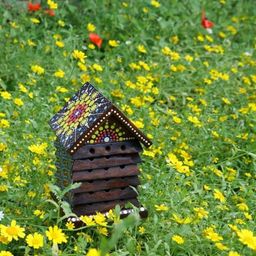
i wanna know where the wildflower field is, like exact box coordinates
[0,0,256,255]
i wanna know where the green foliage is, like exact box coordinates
[0,0,256,255]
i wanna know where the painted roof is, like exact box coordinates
[49,82,152,153]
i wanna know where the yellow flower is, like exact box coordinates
[45,226,67,245]
[58,20,65,27]
[236,203,249,212]
[0,143,7,152]
[237,229,256,250]
[72,50,86,63]
[213,189,226,203]
[86,248,101,256]
[132,120,144,129]
[84,234,93,243]
[88,43,95,49]
[0,220,25,242]
[184,55,193,62]
[172,235,185,244]
[228,224,239,232]
[171,35,179,44]
[108,40,119,47]
[203,227,223,242]
[187,116,202,127]
[222,97,231,105]
[80,215,95,226]
[143,7,148,13]
[138,226,145,234]
[0,251,14,256]
[94,212,107,226]
[92,63,103,72]
[31,65,45,75]
[65,221,75,230]
[13,98,24,107]
[151,0,160,7]
[18,83,27,93]
[0,119,10,128]
[172,214,193,224]
[87,23,96,32]
[0,185,8,192]
[26,232,44,249]
[137,45,147,54]
[173,116,182,124]
[170,51,180,61]
[27,39,36,47]
[81,73,90,83]
[30,18,40,24]
[97,227,108,236]
[228,251,241,256]
[162,46,171,56]
[215,242,229,251]
[56,86,68,93]
[55,41,64,48]
[54,69,65,78]
[244,212,252,220]
[33,209,45,218]
[111,89,124,98]
[193,207,209,219]
[28,143,48,155]
[78,62,87,71]
[1,91,11,100]
[47,0,58,9]
[155,204,169,212]
[226,25,237,35]
[170,65,177,72]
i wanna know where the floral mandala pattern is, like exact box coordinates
[50,83,111,150]
[88,120,134,144]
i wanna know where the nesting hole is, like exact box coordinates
[121,145,126,150]
[104,167,109,171]
[89,157,94,161]
[120,165,125,169]
[89,148,95,154]
[105,146,111,152]
[105,156,110,159]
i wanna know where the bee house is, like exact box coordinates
[49,82,152,218]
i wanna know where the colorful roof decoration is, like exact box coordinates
[50,82,152,153]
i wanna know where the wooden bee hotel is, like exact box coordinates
[49,82,152,219]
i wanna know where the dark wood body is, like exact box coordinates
[70,140,145,216]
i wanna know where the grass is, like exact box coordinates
[0,0,256,255]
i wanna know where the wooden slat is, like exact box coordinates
[72,165,140,181]
[73,187,137,205]
[73,176,140,193]
[73,198,140,216]
[72,153,141,171]
[72,140,142,160]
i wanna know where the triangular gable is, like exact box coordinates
[85,116,135,144]
[49,82,152,154]
[69,106,152,154]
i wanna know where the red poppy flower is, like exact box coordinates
[27,2,41,12]
[201,10,214,29]
[89,33,103,48]
[45,9,55,16]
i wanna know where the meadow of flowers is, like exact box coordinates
[0,0,256,255]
